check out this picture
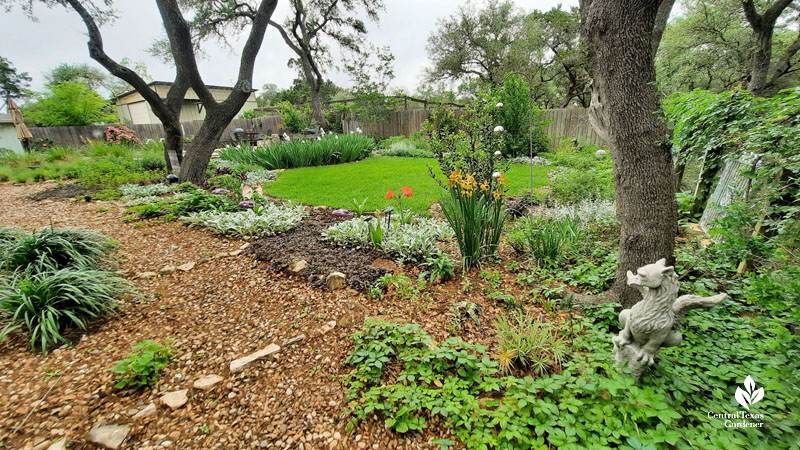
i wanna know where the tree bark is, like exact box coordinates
[580,0,678,308]
[154,0,279,183]
[65,0,188,172]
[742,0,796,95]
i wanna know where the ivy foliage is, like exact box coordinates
[343,303,799,449]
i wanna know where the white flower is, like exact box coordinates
[494,151,502,156]
[496,102,504,108]
[355,127,363,134]
[493,125,504,134]
[492,171,501,179]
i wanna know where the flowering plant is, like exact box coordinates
[104,123,140,145]
[425,92,510,269]
[386,186,413,224]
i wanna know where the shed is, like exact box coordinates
[0,114,24,154]
[113,81,258,125]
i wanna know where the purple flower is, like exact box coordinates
[239,200,255,208]
[211,188,232,195]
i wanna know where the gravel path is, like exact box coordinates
[0,182,452,450]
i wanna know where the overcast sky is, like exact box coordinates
[2,0,579,96]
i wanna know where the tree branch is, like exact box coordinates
[769,29,800,84]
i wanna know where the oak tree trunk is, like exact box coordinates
[309,82,328,129]
[581,0,678,308]
[749,30,774,95]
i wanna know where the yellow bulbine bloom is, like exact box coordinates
[465,174,476,186]
[461,182,473,190]
[497,173,506,185]
[464,190,473,197]
[449,170,462,181]
[493,189,503,200]
[480,182,490,191]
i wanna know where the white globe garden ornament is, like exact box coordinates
[496,102,504,108]
[494,151,502,157]
[493,125,504,135]
[612,259,727,381]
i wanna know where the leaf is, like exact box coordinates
[750,387,764,405]
[743,375,755,393]
[734,387,751,410]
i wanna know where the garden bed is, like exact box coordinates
[249,209,394,290]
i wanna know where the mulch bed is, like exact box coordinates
[250,209,393,290]
[28,182,98,201]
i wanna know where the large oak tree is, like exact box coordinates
[580,0,678,308]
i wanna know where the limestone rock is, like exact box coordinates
[159,265,176,275]
[137,272,158,279]
[193,374,223,390]
[47,441,67,450]
[132,402,157,419]
[284,334,306,346]
[215,252,230,259]
[229,249,244,257]
[320,321,337,335]
[87,424,130,449]
[288,260,310,276]
[177,262,195,272]
[160,389,189,409]
[325,272,346,290]
[230,344,280,373]
[239,242,251,250]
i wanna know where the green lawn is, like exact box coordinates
[262,156,551,214]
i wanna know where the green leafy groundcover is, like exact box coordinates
[343,304,799,450]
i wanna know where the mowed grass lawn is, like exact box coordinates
[263,156,551,214]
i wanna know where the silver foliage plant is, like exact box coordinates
[539,199,617,225]
[182,203,308,239]
[124,191,196,207]
[322,216,453,262]
[119,183,173,199]
[244,169,278,185]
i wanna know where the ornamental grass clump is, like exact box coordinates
[0,227,115,274]
[0,266,136,353]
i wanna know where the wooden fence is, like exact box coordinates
[30,116,285,147]
[30,107,605,149]
[343,108,607,148]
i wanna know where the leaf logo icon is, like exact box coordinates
[735,375,764,410]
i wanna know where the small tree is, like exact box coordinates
[24,81,117,126]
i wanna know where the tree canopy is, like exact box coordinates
[23,80,117,126]
[0,56,31,101]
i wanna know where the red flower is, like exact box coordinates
[386,190,394,199]
[401,186,413,198]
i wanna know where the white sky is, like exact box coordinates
[2,0,578,95]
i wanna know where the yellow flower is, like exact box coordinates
[448,179,457,188]
[480,182,490,191]
[460,181,474,190]
[449,170,462,182]
[465,174,476,186]
[463,190,473,197]
[493,189,503,200]
[497,173,506,185]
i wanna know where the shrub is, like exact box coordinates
[495,74,549,157]
[219,134,373,170]
[423,254,458,283]
[510,216,583,266]
[110,339,174,389]
[494,311,568,375]
[171,191,238,216]
[0,227,115,273]
[182,203,307,239]
[277,101,314,133]
[0,267,135,353]
[104,123,140,145]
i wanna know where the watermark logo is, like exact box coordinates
[734,375,764,411]
[707,375,766,428]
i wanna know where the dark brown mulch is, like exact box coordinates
[250,209,393,290]
[28,182,98,201]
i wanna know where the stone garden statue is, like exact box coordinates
[612,259,727,380]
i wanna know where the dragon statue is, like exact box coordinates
[612,259,727,380]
